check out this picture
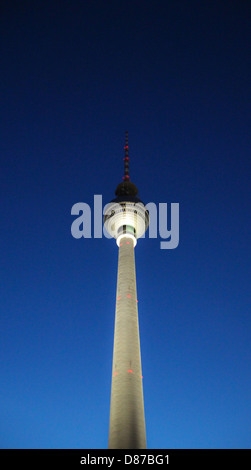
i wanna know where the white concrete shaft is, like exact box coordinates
[108,236,146,449]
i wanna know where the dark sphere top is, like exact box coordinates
[115,180,138,197]
[111,180,144,204]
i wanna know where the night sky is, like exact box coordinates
[1,1,250,449]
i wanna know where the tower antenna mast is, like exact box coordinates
[123,130,130,181]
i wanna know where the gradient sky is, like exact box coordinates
[1,1,250,449]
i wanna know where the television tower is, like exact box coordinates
[104,132,149,449]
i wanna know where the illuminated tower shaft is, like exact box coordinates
[108,236,146,449]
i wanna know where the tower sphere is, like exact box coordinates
[104,180,149,247]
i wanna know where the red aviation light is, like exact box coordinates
[126,241,130,244]
[114,372,118,376]
[117,296,121,300]
[128,369,133,373]
[127,294,131,298]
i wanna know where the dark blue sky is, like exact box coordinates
[1,0,250,449]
